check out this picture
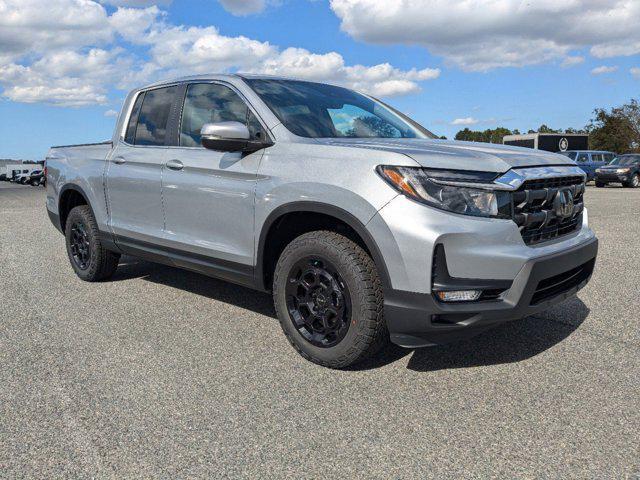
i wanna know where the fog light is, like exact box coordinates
[435,290,482,302]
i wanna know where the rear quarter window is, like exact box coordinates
[125,93,145,144]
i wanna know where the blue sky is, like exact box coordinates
[1,0,639,159]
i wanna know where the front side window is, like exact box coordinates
[245,78,429,139]
[180,83,264,147]
[135,86,178,146]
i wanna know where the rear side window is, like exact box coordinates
[135,86,178,146]
[576,153,589,163]
[125,93,145,144]
[591,153,603,162]
[179,83,264,147]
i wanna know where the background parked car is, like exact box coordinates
[28,170,45,186]
[15,172,33,184]
[595,154,640,188]
[559,150,616,181]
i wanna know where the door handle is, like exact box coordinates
[166,159,184,171]
[113,156,126,165]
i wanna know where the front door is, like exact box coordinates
[160,82,267,270]
[106,85,179,243]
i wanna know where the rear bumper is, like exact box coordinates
[385,237,598,348]
[47,208,62,234]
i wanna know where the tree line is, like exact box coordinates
[452,98,640,153]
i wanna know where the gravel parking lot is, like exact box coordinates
[1,181,638,478]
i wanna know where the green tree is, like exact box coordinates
[345,116,398,138]
[537,124,559,133]
[454,127,513,144]
[586,107,637,153]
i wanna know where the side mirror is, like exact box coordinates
[201,121,251,152]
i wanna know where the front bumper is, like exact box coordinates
[384,237,598,348]
[596,172,629,183]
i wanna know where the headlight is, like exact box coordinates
[376,166,512,218]
[595,168,602,173]
[616,168,630,173]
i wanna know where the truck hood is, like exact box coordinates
[314,138,575,173]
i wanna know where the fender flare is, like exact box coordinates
[58,183,95,230]
[256,201,391,291]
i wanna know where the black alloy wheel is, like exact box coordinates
[69,221,91,270]
[285,256,352,348]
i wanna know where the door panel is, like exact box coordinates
[160,82,267,266]
[105,85,179,242]
[161,148,261,265]
[106,143,166,241]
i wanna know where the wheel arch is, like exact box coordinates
[58,184,94,232]
[256,201,391,292]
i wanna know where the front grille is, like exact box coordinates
[512,176,585,245]
[530,259,595,305]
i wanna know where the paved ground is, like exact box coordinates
[0,181,638,478]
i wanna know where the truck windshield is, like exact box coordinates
[245,78,430,139]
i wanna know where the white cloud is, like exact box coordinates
[253,48,440,96]
[561,56,584,68]
[631,67,640,79]
[100,0,170,5]
[330,0,640,71]
[109,6,164,42]
[451,117,479,126]
[0,48,128,105]
[591,65,618,76]
[0,0,112,63]
[0,0,440,106]
[104,109,119,116]
[218,0,265,15]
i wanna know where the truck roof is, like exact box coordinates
[140,73,309,91]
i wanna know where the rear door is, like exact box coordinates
[160,82,267,269]
[106,85,179,243]
[591,153,606,171]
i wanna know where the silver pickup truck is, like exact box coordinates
[46,74,598,368]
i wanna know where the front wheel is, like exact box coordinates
[624,173,639,188]
[65,205,120,281]
[273,231,388,368]
[595,181,605,188]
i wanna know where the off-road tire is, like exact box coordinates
[273,230,388,368]
[65,205,120,281]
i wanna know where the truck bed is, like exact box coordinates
[50,141,112,149]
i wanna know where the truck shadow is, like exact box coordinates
[357,297,590,372]
[113,256,590,372]
[113,256,278,319]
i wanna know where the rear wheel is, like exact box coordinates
[624,173,639,188]
[65,205,120,281]
[273,231,388,368]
